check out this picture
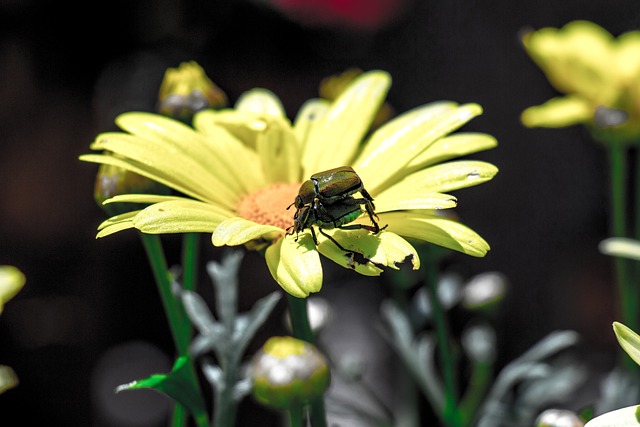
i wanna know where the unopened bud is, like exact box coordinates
[158,61,227,120]
[249,336,330,410]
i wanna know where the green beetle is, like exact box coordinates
[289,166,379,229]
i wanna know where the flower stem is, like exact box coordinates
[607,144,640,372]
[288,405,305,427]
[182,233,200,293]
[286,294,314,343]
[285,294,327,427]
[139,233,209,427]
[140,233,190,352]
[424,253,462,427]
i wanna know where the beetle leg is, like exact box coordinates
[317,227,357,269]
[360,187,376,209]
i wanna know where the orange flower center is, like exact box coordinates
[236,182,301,230]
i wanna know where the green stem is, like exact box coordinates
[425,260,462,427]
[286,294,314,343]
[608,145,640,372]
[389,280,420,427]
[138,233,209,427]
[139,233,190,352]
[459,362,492,427]
[288,405,305,427]
[285,294,327,426]
[182,233,200,293]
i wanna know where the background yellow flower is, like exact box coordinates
[521,20,640,140]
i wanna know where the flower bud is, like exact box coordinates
[249,336,330,410]
[461,272,508,312]
[93,163,170,216]
[536,408,584,427]
[157,61,227,120]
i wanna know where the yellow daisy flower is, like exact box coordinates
[521,20,640,141]
[80,71,497,298]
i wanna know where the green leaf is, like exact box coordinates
[116,355,208,425]
[614,322,640,366]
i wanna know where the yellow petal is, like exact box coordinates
[355,103,483,193]
[381,211,490,257]
[616,31,640,81]
[375,160,498,203]
[373,191,457,213]
[266,235,323,298]
[82,141,239,211]
[583,404,640,427]
[96,220,137,238]
[0,365,19,394]
[521,96,592,128]
[131,199,232,234]
[211,217,283,246]
[406,132,498,171]
[0,266,25,315]
[293,99,330,156]
[524,21,617,100]
[112,112,263,197]
[302,71,391,177]
[316,229,384,276]
[256,116,302,183]
[235,88,286,117]
[97,210,140,231]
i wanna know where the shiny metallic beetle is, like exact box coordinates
[290,166,377,222]
[287,166,384,267]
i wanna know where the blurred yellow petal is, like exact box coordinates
[616,31,640,81]
[266,235,323,298]
[599,237,640,261]
[583,404,640,427]
[0,365,19,394]
[524,21,616,100]
[521,96,592,128]
[235,88,286,117]
[212,217,283,246]
[0,266,25,315]
[381,211,490,257]
[302,71,391,176]
[355,103,483,193]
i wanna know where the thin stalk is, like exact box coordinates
[139,233,209,427]
[182,233,200,292]
[140,233,190,352]
[459,361,492,427]
[288,405,305,427]
[286,294,314,343]
[388,281,420,427]
[285,294,327,427]
[425,261,462,427]
[607,144,640,372]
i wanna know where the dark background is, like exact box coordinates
[0,0,638,425]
